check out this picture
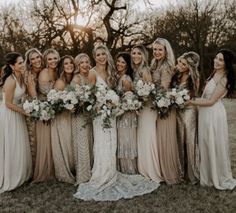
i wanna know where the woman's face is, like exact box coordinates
[131,48,143,65]
[29,52,42,71]
[46,53,59,69]
[214,53,225,71]
[79,57,91,74]
[177,58,189,73]
[153,43,166,61]
[63,58,75,74]
[116,56,127,73]
[95,48,107,65]
[12,56,25,74]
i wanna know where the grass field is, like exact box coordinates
[0,99,236,213]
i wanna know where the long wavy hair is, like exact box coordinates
[93,44,116,88]
[150,37,175,72]
[172,51,200,96]
[74,53,91,74]
[24,48,43,85]
[131,45,149,79]
[57,55,75,84]
[115,52,134,80]
[0,52,22,87]
[209,49,235,97]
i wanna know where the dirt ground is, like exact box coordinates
[0,99,236,213]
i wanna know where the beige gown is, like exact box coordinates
[117,75,138,174]
[51,111,75,183]
[0,76,32,193]
[71,77,93,185]
[135,71,162,183]
[33,81,54,182]
[198,78,236,189]
[176,83,199,184]
[152,64,182,184]
[25,73,38,172]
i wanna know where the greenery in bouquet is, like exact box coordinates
[118,91,142,116]
[91,84,120,129]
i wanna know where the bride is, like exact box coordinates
[73,44,159,201]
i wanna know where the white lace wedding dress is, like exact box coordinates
[73,72,159,201]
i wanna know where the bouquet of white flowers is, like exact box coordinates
[23,98,41,119]
[92,84,120,128]
[72,84,96,114]
[47,89,65,114]
[38,101,55,121]
[118,91,142,116]
[134,79,155,102]
[168,87,190,110]
[23,98,55,122]
[152,88,172,119]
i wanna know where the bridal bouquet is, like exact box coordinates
[92,84,120,128]
[47,86,79,113]
[134,79,155,102]
[152,88,172,119]
[118,91,142,116]
[47,89,65,114]
[23,98,41,119]
[72,84,96,114]
[23,98,55,122]
[168,87,190,110]
[62,89,79,110]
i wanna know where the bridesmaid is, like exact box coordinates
[171,51,200,184]
[24,48,43,170]
[71,53,96,185]
[51,55,76,184]
[131,45,162,183]
[116,52,138,174]
[0,52,32,193]
[189,49,236,190]
[33,48,60,182]
[150,37,182,184]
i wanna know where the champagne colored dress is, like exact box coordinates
[135,70,162,183]
[25,72,38,171]
[0,76,32,193]
[176,83,199,183]
[198,78,236,189]
[71,76,93,185]
[33,81,54,182]
[51,111,75,183]
[152,64,182,184]
[117,75,138,174]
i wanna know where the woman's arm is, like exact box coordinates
[27,74,37,97]
[4,77,27,115]
[161,67,173,89]
[189,78,227,107]
[122,79,133,92]
[88,71,96,86]
[71,75,81,86]
[143,69,152,83]
[54,79,66,91]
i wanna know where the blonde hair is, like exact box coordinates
[93,44,116,88]
[131,45,149,79]
[24,48,43,85]
[179,51,200,94]
[74,53,91,74]
[150,37,175,71]
[43,48,60,68]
